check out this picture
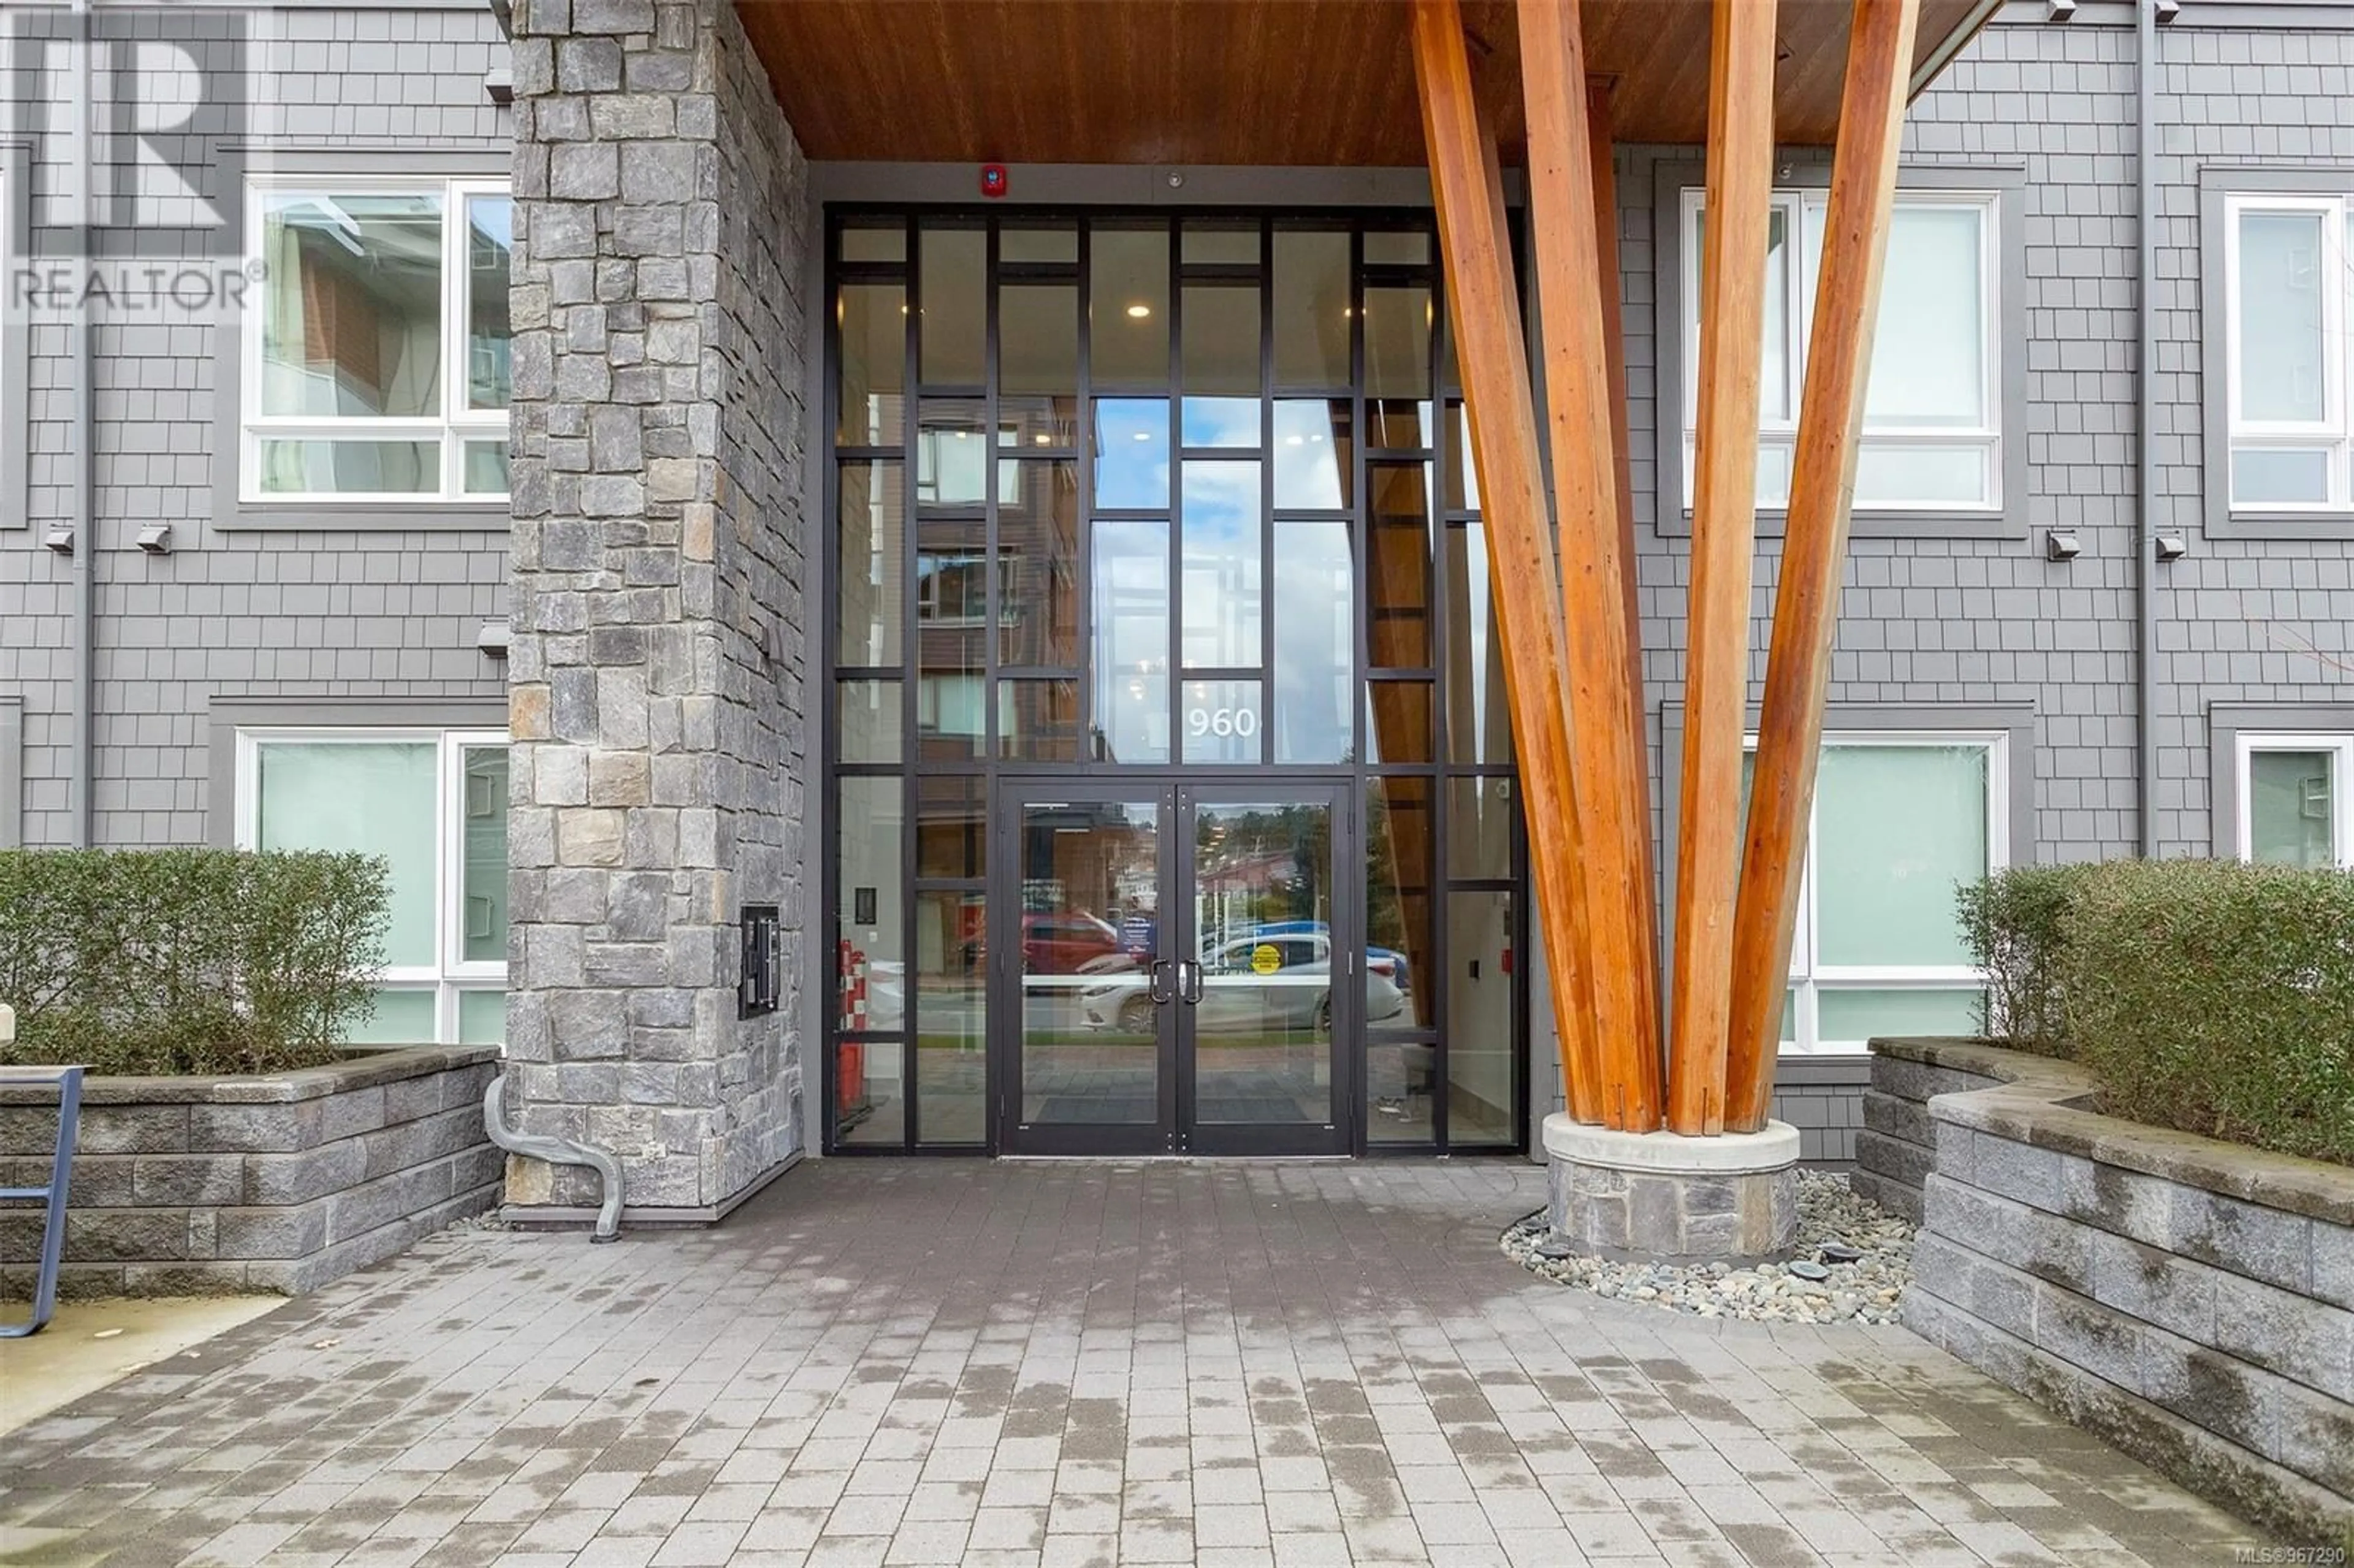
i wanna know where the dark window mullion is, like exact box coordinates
[901,212,921,1153]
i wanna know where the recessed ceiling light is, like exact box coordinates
[1132,431,1152,442]
[1285,435,1305,446]
[1126,303,1152,319]
[1032,432,1051,446]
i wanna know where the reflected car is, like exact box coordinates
[1075,933,1407,1035]
[962,910,1133,976]
[1249,918,1412,996]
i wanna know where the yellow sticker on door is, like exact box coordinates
[1251,943,1281,975]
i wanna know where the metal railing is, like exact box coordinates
[1,1065,85,1338]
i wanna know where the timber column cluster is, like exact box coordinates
[1414,0,1921,1261]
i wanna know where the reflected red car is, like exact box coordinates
[963,911,1131,974]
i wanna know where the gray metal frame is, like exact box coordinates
[1648,159,2032,541]
[208,145,512,534]
[0,1067,83,1339]
[2197,164,2354,542]
[817,202,1529,1157]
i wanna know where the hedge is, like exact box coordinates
[0,848,388,1076]
[1955,863,2098,1057]
[1957,859,2354,1168]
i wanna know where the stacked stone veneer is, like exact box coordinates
[505,0,809,1213]
[1894,1040,2354,1536]
[0,1048,499,1298]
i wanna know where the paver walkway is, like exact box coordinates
[1,1160,2260,1567]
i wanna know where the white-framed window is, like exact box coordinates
[1681,189,2002,512]
[2236,734,2353,867]
[241,177,512,503]
[234,728,509,1045]
[1750,731,2008,1052]
[2223,194,2354,512]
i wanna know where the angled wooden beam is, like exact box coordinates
[1589,75,1645,800]
[1666,0,1779,1136]
[1726,0,1923,1132]
[1518,0,1659,1131]
[1412,0,1604,1124]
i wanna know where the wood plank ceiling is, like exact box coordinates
[738,0,1989,166]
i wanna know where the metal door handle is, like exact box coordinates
[1148,958,1175,1004]
[1176,959,1205,1005]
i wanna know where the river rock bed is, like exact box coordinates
[1501,1170,1915,1325]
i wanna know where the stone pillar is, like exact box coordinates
[503,0,809,1216]
[1544,1115,1800,1263]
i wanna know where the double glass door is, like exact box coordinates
[997,780,1352,1154]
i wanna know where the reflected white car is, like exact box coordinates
[1073,934,1406,1035]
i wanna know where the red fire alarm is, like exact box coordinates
[979,163,1009,199]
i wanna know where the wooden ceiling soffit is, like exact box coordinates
[742,0,1998,166]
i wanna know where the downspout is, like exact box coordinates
[482,1070,623,1242]
[67,0,93,848]
[2136,0,2160,858]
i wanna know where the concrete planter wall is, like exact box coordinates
[0,1045,500,1298]
[1877,1038,2354,1537]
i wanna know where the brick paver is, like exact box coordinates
[1,1160,2263,1566]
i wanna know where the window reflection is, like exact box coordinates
[999,460,1080,668]
[1274,229,1351,387]
[1094,398,1170,509]
[1181,460,1262,669]
[1001,283,1077,403]
[1366,777,1433,1033]
[1184,284,1260,395]
[915,891,986,1144]
[1092,520,1170,764]
[1365,682,1434,766]
[1446,891,1518,1144]
[1367,463,1433,669]
[837,460,904,668]
[999,678,1084,761]
[836,283,906,447]
[1363,285,1431,400]
[916,415,1002,510]
[917,774,987,878]
[1273,522,1352,764]
[1444,523,1511,764]
[1274,400,1352,510]
[1092,226,1170,388]
[920,226,986,386]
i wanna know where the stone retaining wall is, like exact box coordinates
[1890,1038,2354,1537]
[1854,1038,2019,1221]
[0,1046,500,1298]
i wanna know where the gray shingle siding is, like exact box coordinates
[0,5,511,850]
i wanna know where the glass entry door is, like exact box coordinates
[997,780,1349,1155]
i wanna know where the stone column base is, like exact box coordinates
[1543,1113,1800,1264]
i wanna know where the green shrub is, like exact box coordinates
[1956,864,2099,1057]
[0,848,389,1076]
[2058,859,2354,1168]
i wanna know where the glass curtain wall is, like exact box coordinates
[825,210,1525,1154]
